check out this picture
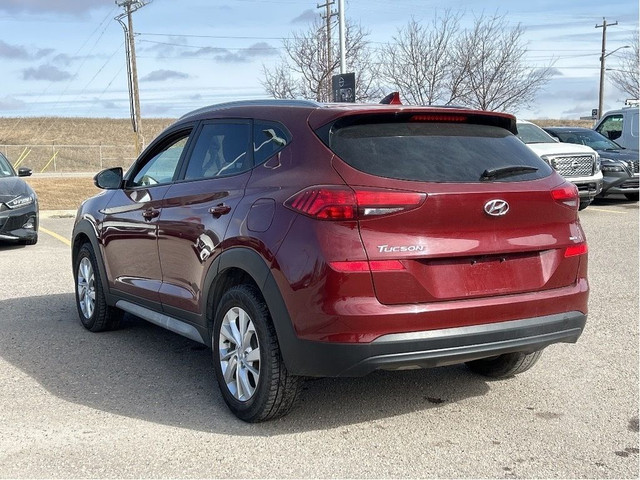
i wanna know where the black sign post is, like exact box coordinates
[332,73,356,102]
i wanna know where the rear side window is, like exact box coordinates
[254,121,290,165]
[184,122,252,180]
[328,122,553,183]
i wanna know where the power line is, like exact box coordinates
[138,39,280,51]
[138,32,288,40]
[0,5,118,141]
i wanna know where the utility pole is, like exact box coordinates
[317,1,336,100]
[116,0,150,156]
[596,18,618,120]
[338,0,346,74]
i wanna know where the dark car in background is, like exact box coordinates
[0,152,38,245]
[72,100,589,422]
[544,126,639,201]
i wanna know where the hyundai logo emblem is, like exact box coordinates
[484,199,509,216]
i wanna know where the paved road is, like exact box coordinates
[0,199,638,478]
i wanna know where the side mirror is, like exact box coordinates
[17,167,32,177]
[94,167,123,190]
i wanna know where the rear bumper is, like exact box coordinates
[280,311,586,377]
[570,175,604,200]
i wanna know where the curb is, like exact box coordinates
[40,210,76,219]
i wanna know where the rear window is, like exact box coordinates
[328,122,553,183]
[516,123,557,144]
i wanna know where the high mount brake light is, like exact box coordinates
[410,114,468,123]
[285,186,426,220]
[551,184,580,209]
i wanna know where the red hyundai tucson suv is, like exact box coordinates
[72,100,588,422]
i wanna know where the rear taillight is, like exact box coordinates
[564,243,588,257]
[285,186,426,220]
[551,184,579,209]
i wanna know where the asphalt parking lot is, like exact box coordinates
[0,198,638,478]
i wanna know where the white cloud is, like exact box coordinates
[22,64,73,82]
[0,0,112,14]
[141,70,189,82]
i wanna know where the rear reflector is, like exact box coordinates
[551,184,579,209]
[564,243,588,257]
[286,186,426,220]
[330,260,405,272]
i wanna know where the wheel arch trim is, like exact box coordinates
[204,247,301,370]
[72,219,114,303]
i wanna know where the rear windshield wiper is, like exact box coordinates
[480,165,538,181]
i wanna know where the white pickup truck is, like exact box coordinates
[517,120,603,210]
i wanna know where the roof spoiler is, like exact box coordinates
[380,92,402,105]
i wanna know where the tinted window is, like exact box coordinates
[553,129,620,150]
[0,153,15,177]
[131,133,190,187]
[516,123,557,144]
[254,122,290,165]
[596,114,623,141]
[184,122,251,180]
[329,122,552,183]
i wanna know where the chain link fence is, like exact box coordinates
[1,144,138,173]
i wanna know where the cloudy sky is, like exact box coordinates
[0,0,637,120]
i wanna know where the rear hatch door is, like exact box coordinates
[321,113,584,305]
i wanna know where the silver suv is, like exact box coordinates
[517,120,603,210]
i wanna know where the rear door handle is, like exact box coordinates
[209,204,231,218]
[142,208,160,220]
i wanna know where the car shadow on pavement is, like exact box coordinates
[0,242,28,250]
[590,195,639,209]
[0,293,491,435]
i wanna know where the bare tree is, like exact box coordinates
[261,17,381,102]
[379,12,461,105]
[261,63,299,99]
[452,14,555,112]
[609,32,639,100]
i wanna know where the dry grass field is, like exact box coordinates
[0,117,174,174]
[24,176,98,211]
[0,117,173,210]
[1,116,595,211]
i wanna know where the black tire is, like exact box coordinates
[465,350,543,378]
[212,284,302,422]
[578,200,590,211]
[624,193,639,201]
[74,243,123,332]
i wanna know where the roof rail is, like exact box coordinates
[180,99,323,119]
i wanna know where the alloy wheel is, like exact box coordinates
[77,257,96,319]
[218,306,261,401]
